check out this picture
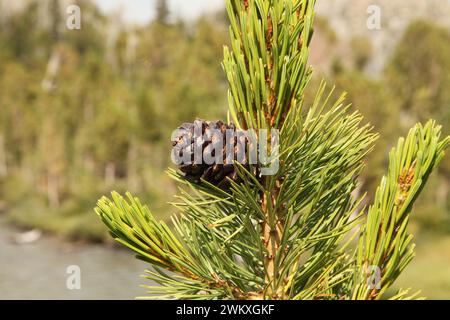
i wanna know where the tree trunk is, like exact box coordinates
[438,178,449,207]
[42,48,61,91]
[47,172,60,209]
[105,162,116,185]
[0,134,8,178]
[127,137,139,191]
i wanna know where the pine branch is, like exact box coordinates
[223,0,315,130]
[223,0,317,299]
[273,83,378,299]
[94,0,450,300]
[95,192,250,299]
[352,121,450,300]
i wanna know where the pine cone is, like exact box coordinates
[172,120,254,189]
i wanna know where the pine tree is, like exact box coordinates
[155,0,170,25]
[95,0,450,300]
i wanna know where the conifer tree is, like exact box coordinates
[95,0,450,300]
[156,0,170,26]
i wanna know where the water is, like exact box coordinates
[0,218,152,300]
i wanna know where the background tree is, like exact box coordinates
[386,21,450,128]
[156,0,170,25]
[0,0,229,240]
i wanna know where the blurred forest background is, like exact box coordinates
[0,0,449,298]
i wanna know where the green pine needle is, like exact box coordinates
[94,0,450,300]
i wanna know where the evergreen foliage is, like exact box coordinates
[95,0,450,299]
[156,0,170,25]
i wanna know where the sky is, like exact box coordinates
[94,0,225,25]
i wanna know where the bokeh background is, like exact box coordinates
[0,0,449,299]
